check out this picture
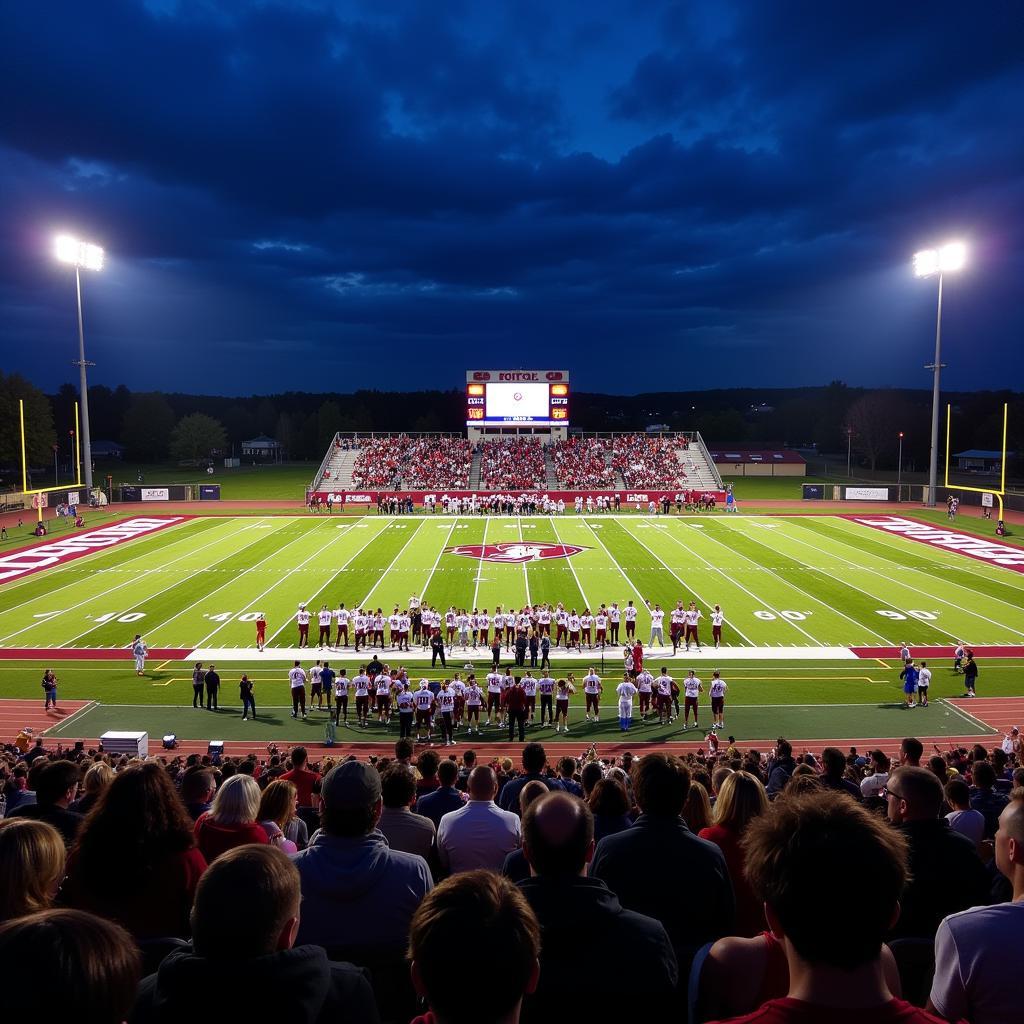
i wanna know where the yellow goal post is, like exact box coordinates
[19,398,83,522]
[943,401,1008,521]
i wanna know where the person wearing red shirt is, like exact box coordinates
[281,746,321,808]
[194,775,269,863]
[708,790,963,1024]
[631,641,643,675]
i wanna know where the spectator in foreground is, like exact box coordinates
[885,766,990,938]
[437,766,521,875]
[698,770,770,937]
[63,762,207,939]
[292,760,431,960]
[377,765,436,863]
[518,791,677,1022]
[501,781,549,884]
[928,787,1024,1024]
[416,758,464,828]
[0,909,140,1022]
[0,819,65,921]
[131,845,378,1024]
[408,871,539,1024]
[590,753,734,977]
[705,791,939,1024]
[8,759,83,845]
[194,774,269,862]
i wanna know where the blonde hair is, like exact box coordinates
[82,761,114,796]
[683,781,713,832]
[210,775,261,826]
[0,819,66,919]
[713,770,769,831]
[258,780,297,830]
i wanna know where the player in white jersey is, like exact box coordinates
[409,593,421,613]
[375,671,393,723]
[647,603,665,647]
[288,660,307,719]
[537,673,556,726]
[616,675,638,732]
[372,611,386,648]
[521,672,538,723]
[477,610,490,647]
[398,612,411,651]
[396,683,415,739]
[670,604,686,653]
[554,607,568,647]
[709,671,727,729]
[485,669,503,725]
[624,600,638,640]
[609,603,621,645]
[635,667,654,720]
[711,605,724,648]
[353,610,367,651]
[583,669,602,722]
[595,609,608,646]
[296,605,311,648]
[317,606,332,647]
[413,681,434,742]
[388,610,402,649]
[579,611,594,647]
[682,670,703,730]
[333,669,351,725]
[555,677,575,732]
[465,679,483,733]
[567,612,582,651]
[684,602,703,651]
[537,606,551,635]
[333,603,350,647]
[445,608,457,646]
[916,660,931,707]
[456,611,470,650]
[352,667,372,727]
[309,660,324,709]
[436,679,456,746]
[655,667,674,725]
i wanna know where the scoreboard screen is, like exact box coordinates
[466,370,569,426]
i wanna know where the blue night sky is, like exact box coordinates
[1,1,1022,396]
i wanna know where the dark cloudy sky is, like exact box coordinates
[2,1,1022,396]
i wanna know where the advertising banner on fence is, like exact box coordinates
[844,486,890,501]
[310,489,727,506]
[141,487,170,501]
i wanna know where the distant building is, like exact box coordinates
[710,447,806,477]
[954,449,1015,474]
[90,440,125,459]
[241,435,283,462]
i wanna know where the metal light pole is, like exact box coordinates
[55,236,104,494]
[897,431,904,494]
[914,242,966,507]
[846,428,853,478]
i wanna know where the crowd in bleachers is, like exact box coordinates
[351,436,412,488]
[478,438,546,490]
[549,437,615,487]
[612,434,690,488]
[1,730,1021,1023]
[402,438,472,489]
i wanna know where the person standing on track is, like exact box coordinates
[132,634,148,676]
[192,662,205,709]
[963,650,979,698]
[296,605,311,648]
[288,660,307,719]
[255,613,266,652]
[204,663,220,711]
[583,668,602,723]
[681,670,702,730]
[709,671,727,729]
[41,669,58,710]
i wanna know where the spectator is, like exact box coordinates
[766,738,797,797]
[416,758,465,829]
[282,746,321,808]
[63,762,208,939]
[258,780,300,854]
[928,787,1024,1024]
[408,871,540,1024]
[944,778,985,848]
[437,766,521,875]
[860,749,891,799]
[0,909,141,1022]
[518,791,677,1022]
[132,845,379,1024]
[820,746,862,800]
[70,761,114,815]
[501,781,549,884]
[580,760,604,799]
[8,759,83,845]
[415,750,441,798]
[900,736,924,767]
[498,743,560,813]
[377,765,436,863]
[969,760,1009,839]
[292,760,431,959]
[699,770,770,937]
[0,819,65,921]
[588,777,633,843]
[180,766,216,821]
[591,753,734,978]
[557,756,583,797]
[885,766,990,939]
[705,791,933,1024]
[194,774,269,862]
[683,779,713,831]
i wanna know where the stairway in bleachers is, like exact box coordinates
[468,449,482,490]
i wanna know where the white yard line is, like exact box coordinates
[420,518,458,606]
[518,519,532,606]
[941,699,996,733]
[576,518,651,620]
[42,700,99,733]
[548,516,590,607]
[356,520,427,610]
[470,517,489,610]
[614,520,760,646]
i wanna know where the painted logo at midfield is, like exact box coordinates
[446,542,588,564]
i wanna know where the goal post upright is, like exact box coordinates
[19,398,84,523]
[943,401,1008,522]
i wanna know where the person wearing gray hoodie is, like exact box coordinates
[291,760,432,961]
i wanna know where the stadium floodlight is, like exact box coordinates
[54,233,105,493]
[914,240,967,507]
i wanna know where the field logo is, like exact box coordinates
[446,542,588,564]
[854,516,1024,572]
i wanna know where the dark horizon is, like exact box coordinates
[2,2,1022,395]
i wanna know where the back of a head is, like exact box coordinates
[559,756,577,777]
[522,742,546,774]
[0,819,66,920]
[519,780,548,815]
[291,746,308,768]
[0,909,140,1021]
[523,791,593,877]
[822,747,846,776]
[589,778,629,818]
[714,770,769,831]
[580,761,604,797]
[82,761,114,796]
[409,871,539,1024]
[468,765,498,800]
[945,778,970,809]
[901,737,924,764]
[743,791,909,969]
[632,753,691,817]
[437,759,459,788]
[973,760,996,790]
[192,845,300,958]
[381,765,417,809]
[418,749,440,780]
[891,766,944,819]
[210,774,261,826]
[36,760,80,806]
[394,738,414,762]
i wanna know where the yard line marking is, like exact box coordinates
[748,519,1023,641]
[940,699,996,732]
[576,518,660,633]
[423,518,459,606]
[356,520,427,610]
[153,659,172,671]
[518,520,532,606]
[44,700,98,733]
[471,518,488,610]
[549,517,589,607]
[0,519,272,648]
[159,518,342,646]
[687,518,893,646]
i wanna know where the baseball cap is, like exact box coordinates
[321,761,381,810]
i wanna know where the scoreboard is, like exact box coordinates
[465,370,570,427]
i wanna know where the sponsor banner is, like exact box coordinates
[844,487,890,501]
[199,484,221,500]
[310,489,727,506]
[66,491,81,507]
[982,492,994,508]
[0,517,187,585]
[141,487,170,501]
[851,516,1024,573]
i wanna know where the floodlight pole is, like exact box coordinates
[925,273,944,508]
[897,432,904,494]
[73,265,95,493]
